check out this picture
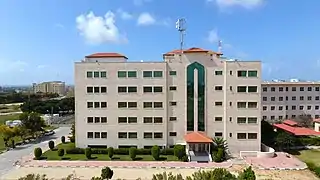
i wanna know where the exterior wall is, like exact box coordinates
[315,122,320,132]
[74,52,261,154]
[33,81,66,96]
[261,82,320,121]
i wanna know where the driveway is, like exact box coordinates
[0,127,70,177]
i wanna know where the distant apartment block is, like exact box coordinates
[32,81,66,96]
[74,47,262,155]
[262,79,320,121]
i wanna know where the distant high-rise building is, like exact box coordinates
[32,81,66,96]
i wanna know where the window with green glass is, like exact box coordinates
[143,71,153,78]
[169,71,176,76]
[118,71,127,78]
[237,70,247,77]
[100,71,107,78]
[94,71,100,78]
[87,71,93,78]
[215,71,223,75]
[248,70,258,77]
[153,71,163,78]
[128,71,137,78]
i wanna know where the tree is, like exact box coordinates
[108,147,114,159]
[261,120,277,146]
[69,123,75,143]
[48,141,55,150]
[0,125,15,148]
[17,174,49,180]
[152,172,184,180]
[101,166,114,180]
[151,145,160,160]
[13,125,29,143]
[213,148,224,162]
[85,148,92,159]
[238,166,256,180]
[34,147,42,160]
[186,168,237,180]
[129,147,137,160]
[19,112,45,137]
[174,145,186,160]
[293,114,313,128]
[61,136,66,143]
[212,137,228,162]
[58,149,65,159]
[275,132,296,151]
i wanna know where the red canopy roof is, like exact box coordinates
[184,132,213,143]
[273,123,320,136]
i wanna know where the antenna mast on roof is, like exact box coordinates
[175,18,186,62]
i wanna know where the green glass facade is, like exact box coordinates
[186,62,205,131]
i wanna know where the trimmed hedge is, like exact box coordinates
[65,147,174,155]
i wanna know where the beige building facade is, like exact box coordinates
[74,48,262,154]
[33,81,66,96]
[262,80,320,121]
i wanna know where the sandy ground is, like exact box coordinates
[1,166,318,180]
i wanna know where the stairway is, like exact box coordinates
[189,151,211,162]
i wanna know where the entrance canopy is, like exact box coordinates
[184,132,213,143]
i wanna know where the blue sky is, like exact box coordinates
[0,0,320,85]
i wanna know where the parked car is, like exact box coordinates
[44,130,55,136]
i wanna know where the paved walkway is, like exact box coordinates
[244,152,307,170]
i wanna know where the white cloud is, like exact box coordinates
[214,0,264,9]
[0,60,27,73]
[137,12,156,26]
[207,29,219,43]
[54,23,64,29]
[133,0,152,6]
[76,11,127,45]
[117,9,133,20]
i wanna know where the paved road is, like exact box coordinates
[0,127,70,178]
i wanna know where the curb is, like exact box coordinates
[258,167,307,170]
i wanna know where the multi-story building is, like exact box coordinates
[33,81,66,96]
[262,79,320,121]
[74,47,262,155]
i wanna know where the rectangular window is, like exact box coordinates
[169,117,177,121]
[215,86,223,91]
[237,102,247,108]
[94,102,100,108]
[215,102,223,106]
[143,117,153,123]
[279,87,283,91]
[128,117,137,123]
[262,87,267,92]
[154,132,163,139]
[101,132,107,139]
[87,117,93,123]
[143,86,153,93]
[308,96,312,101]
[101,102,107,108]
[118,132,127,139]
[118,71,127,78]
[100,86,107,93]
[292,96,296,101]
[237,133,247,139]
[271,87,275,92]
[248,133,258,139]
[292,87,296,91]
[248,102,258,108]
[144,132,153,139]
[237,86,247,92]
[215,71,223,75]
[279,106,283,110]
[128,102,137,108]
[101,117,107,123]
[94,71,100,78]
[215,117,223,121]
[94,132,100,138]
[248,117,258,124]
[143,71,153,77]
[94,87,100,93]
[154,117,163,123]
[153,71,163,77]
[87,102,93,108]
[237,70,247,77]
[100,71,107,78]
[169,101,177,106]
[169,132,177,136]
[87,87,93,93]
[169,71,176,76]
[143,102,153,108]
[300,96,304,101]
[154,102,163,108]
[215,132,223,137]
[271,97,275,101]
[87,132,93,138]
[153,86,163,93]
[308,87,312,91]
[87,71,93,78]
[263,106,267,111]
[300,87,304,91]
[262,97,267,101]
[237,117,246,124]
[128,86,137,93]
[118,117,127,123]
[127,71,137,77]
[118,86,127,93]
[128,132,137,139]
[94,117,100,123]
[118,102,127,108]
[248,86,258,93]
[271,106,275,110]
[248,70,258,77]
[169,86,177,91]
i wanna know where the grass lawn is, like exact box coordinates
[0,114,21,124]
[42,142,179,161]
[292,149,320,166]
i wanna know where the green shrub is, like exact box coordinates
[213,148,224,162]
[48,141,55,150]
[129,147,137,160]
[61,136,66,144]
[114,148,129,155]
[101,166,114,180]
[136,148,151,155]
[17,174,49,180]
[68,136,75,143]
[34,147,42,160]
[85,148,92,159]
[160,148,174,155]
[58,149,65,157]
[92,148,108,154]
[66,148,85,154]
[238,166,256,180]
[174,145,185,160]
[181,155,188,162]
[108,147,114,159]
[151,145,160,160]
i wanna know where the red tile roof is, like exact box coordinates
[184,132,213,143]
[273,123,320,136]
[163,47,222,56]
[85,53,128,59]
[283,120,298,126]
